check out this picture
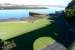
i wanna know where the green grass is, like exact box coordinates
[69,42,75,50]
[33,37,55,50]
[0,18,52,40]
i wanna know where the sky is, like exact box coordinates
[0,0,72,6]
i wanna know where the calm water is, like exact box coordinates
[0,7,65,19]
[0,9,29,19]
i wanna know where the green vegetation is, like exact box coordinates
[65,0,75,25]
[0,18,52,40]
[33,37,54,50]
[65,0,75,50]
[69,41,75,50]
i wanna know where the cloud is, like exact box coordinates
[0,0,72,6]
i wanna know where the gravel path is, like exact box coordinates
[41,41,67,50]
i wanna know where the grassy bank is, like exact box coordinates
[0,18,52,40]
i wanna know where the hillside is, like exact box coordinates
[0,3,48,9]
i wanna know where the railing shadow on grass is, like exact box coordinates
[5,15,75,50]
[6,18,58,50]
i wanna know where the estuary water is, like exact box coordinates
[0,9,29,19]
[0,7,65,19]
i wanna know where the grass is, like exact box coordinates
[0,18,52,40]
[33,37,55,50]
[70,41,75,50]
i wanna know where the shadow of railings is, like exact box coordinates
[6,21,59,50]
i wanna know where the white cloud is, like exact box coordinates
[0,0,72,6]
